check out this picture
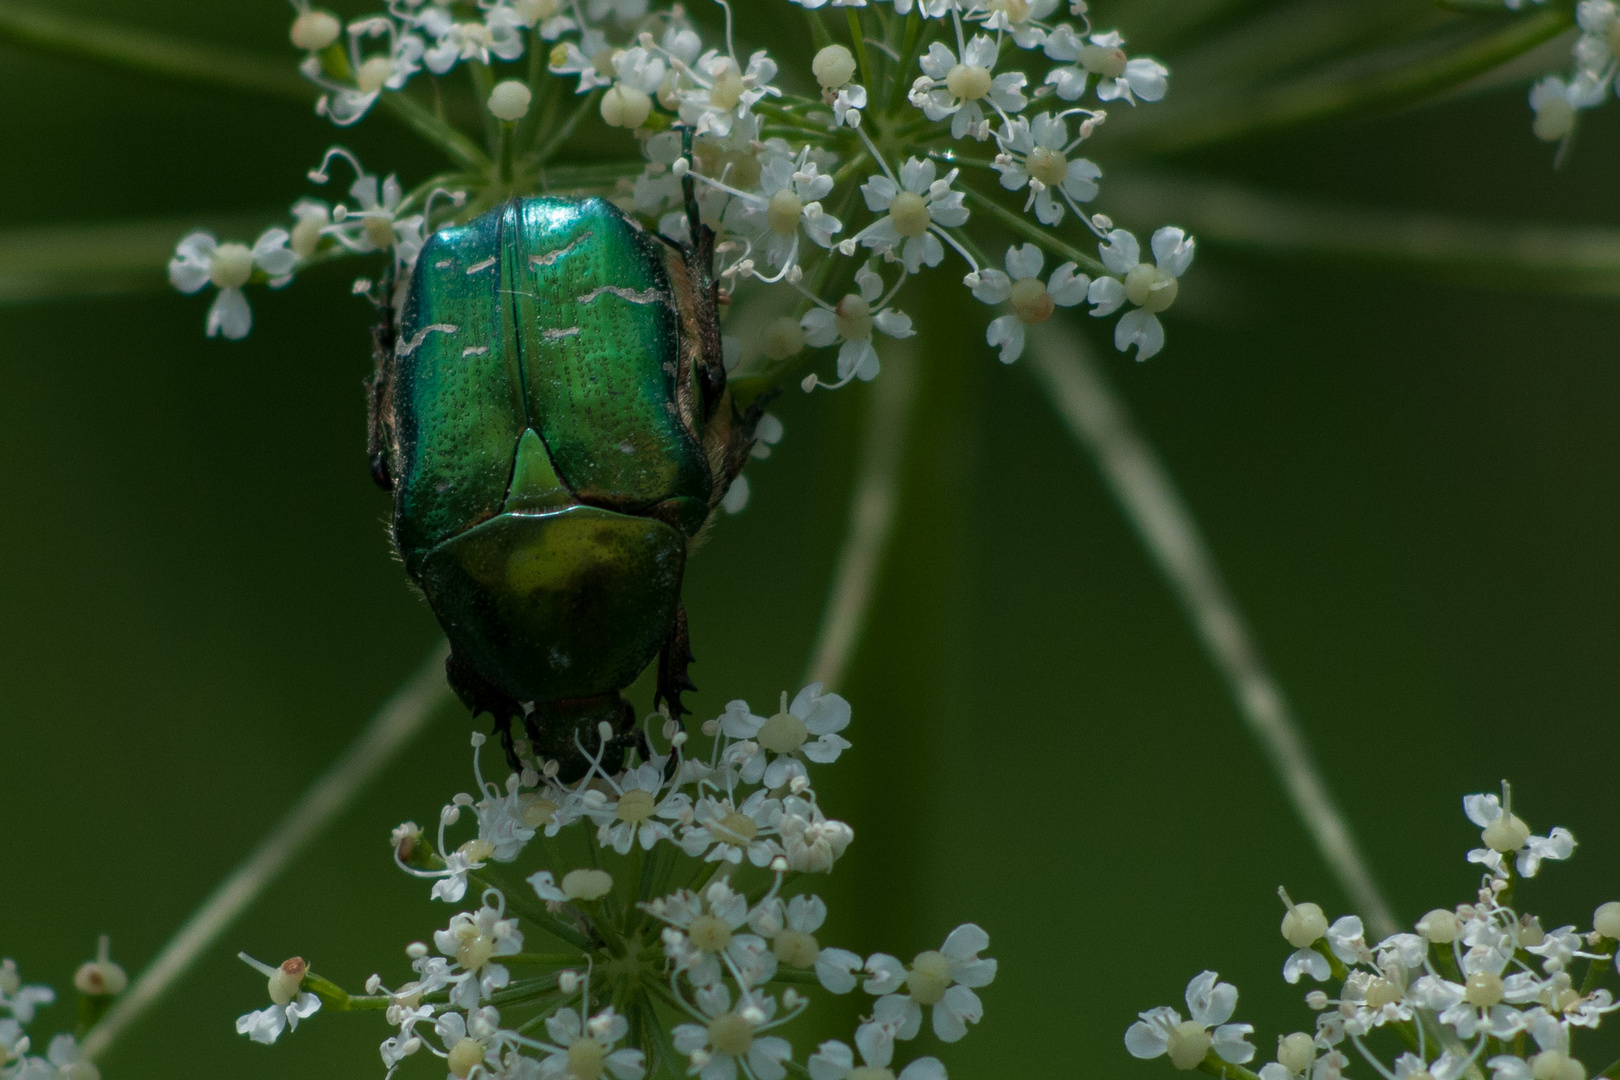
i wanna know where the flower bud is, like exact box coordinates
[488,80,532,121]
[1482,811,1531,852]
[73,936,127,997]
[601,84,653,128]
[1594,902,1620,939]
[1417,909,1460,944]
[1166,1021,1212,1070]
[1278,1032,1315,1075]
[448,1037,485,1078]
[1281,901,1328,948]
[290,9,342,51]
[813,45,857,90]
[561,868,613,901]
[268,957,307,1006]
[759,316,805,361]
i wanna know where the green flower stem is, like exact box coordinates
[806,9,837,52]
[381,92,493,173]
[468,61,502,159]
[887,10,923,113]
[848,9,877,96]
[962,187,1109,276]
[1126,8,1573,155]
[527,89,603,169]
[302,973,392,1012]
[1200,1056,1263,1080]
[470,870,595,951]
[0,1,308,101]
[1581,952,1614,994]
[502,953,589,966]
[766,968,819,985]
[491,975,570,1008]
[1598,1056,1620,1080]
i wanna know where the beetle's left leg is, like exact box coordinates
[654,605,697,722]
[364,270,397,493]
[446,650,525,772]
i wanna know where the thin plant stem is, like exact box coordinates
[1101,172,1620,293]
[802,343,919,692]
[80,639,456,1063]
[0,1,309,101]
[1123,8,1572,155]
[961,187,1110,276]
[1026,320,1399,939]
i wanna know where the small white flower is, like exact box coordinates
[0,961,57,1023]
[856,157,970,273]
[719,684,852,786]
[1088,226,1194,360]
[909,34,1027,139]
[862,924,996,1043]
[678,790,785,866]
[539,1004,645,1080]
[1529,73,1604,142]
[967,244,1088,363]
[1125,971,1255,1069]
[833,83,867,128]
[801,264,915,385]
[678,48,781,136]
[1464,790,1575,878]
[671,985,794,1080]
[731,151,842,276]
[303,17,424,126]
[235,955,321,1045]
[965,0,1058,48]
[808,1036,946,1080]
[644,878,776,988]
[993,112,1101,224]
[549,30,616,93]
[1042,26,1167,103]
[168,228,297,340]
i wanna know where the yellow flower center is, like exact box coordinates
[568,1037,608,1080]
[908,950,952,1005]
[456,930,496,972]
[710,64,745,110]
[1123,263,1178,313]
[448,1037,485,1078]
[707,1013,754,1058]
[1009,277,1054,324]
[208,244,254,289]
[834,294,873,342]
[1465,972,1504,1007]
[774,929,819,968]
[1078,43,1127,78]
[1027,146,1069,188]
[1166,1022,1212,1071]
[521,794,558,827]
[357,55,395,94]
[945,63,992,101]
[889,191,931,238]
[717,810,758,846]
[757,711,808,753]
[767,190,803,236]
[616,789,656,824]
[689,914,734,953]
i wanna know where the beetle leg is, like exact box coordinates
[365,269,397,493]
[445,650,525,773]
[654,605,697,721]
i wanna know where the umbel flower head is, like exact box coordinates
[1125,783,1620,1080]
[168,0,1196,387]
[232,685,996,1080]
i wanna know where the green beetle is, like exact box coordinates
[365,183,758,777]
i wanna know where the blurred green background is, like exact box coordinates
[2,1,1618,1077]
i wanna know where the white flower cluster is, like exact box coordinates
[171,0,1195,370]
[233,684,998,1080]
[1521,2,1620,147]
[0,940,127,1080]
[1126,784,1620,1080]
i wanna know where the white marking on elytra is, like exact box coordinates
[529,231,593,269]
[395,323,458,357]
[466,257,497,275]
[576,285,665,306]
[434,259,454,269]
[541,327,581,340]
[462,346,490,357]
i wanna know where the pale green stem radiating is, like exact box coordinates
[81,640,454,1063]
[0,215,274,303]
[803,344,920,692]
[1027,320,1399,938]
[1104,173,1620,293]
[1115,7,1571,155]
[0,1,307,100]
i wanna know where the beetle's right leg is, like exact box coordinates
[445,650,525,772]
[654,605,697,722]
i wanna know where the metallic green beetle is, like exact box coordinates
[366,185,758,777]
